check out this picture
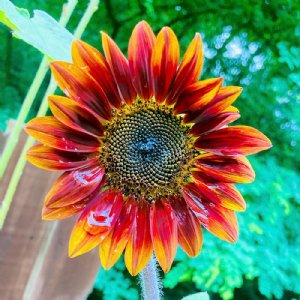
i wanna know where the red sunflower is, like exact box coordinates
[25,21,272,276]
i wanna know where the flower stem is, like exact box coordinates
[139,255,162,300]
[0,0,99,229]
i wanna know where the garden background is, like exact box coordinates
[0,0,299,299]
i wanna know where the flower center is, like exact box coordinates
[100,101,195,201]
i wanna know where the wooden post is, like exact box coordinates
[0,131,100,299]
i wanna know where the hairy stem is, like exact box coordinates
[139,255,162,300]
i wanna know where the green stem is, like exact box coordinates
[0,0,99,229]
[73,0,99,39]
[0,57,48,179]
[0,0,78,180]
[139,255,162,300]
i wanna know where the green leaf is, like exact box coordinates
[0,0,73,61]
[182,292,210,300]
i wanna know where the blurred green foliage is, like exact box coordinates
[0,0,299,299]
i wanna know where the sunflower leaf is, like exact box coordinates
[0,0,73,61]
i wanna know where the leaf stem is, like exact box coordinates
[139,255,162,300]
[0,0,78,180]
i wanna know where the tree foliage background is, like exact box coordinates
[0,0,299,299]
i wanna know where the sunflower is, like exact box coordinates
[25,21,271,276]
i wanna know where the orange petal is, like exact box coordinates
[101,31,137,105]
[174,78,223,114]
[72,40,121,109]
[208,183,246,211]
[192,154,255,183]
[184,86,242,124]
[125,200,153,276]
[167,33,204,105]
[42,192,94,220]
[50,61,112,120]
[151,27,179,103]
[45,164,105,208]
[170,197,202,257]
[69,189,124,257]
[128,21,156,100]
[150,199,177,273]
[194,125,272,156]
[182,183,239,242]
[26,144,99,171]
[100,198,137,270]
[183,180,245,212]
[48,95,104,137]
[190,111,240,136]
[25,116,101,153]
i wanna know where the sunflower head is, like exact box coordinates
[25,21,272,276]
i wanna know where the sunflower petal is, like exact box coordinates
[150,199,177,273]
[48,95,104,138]
[45,164,105,208]
[128,21,156,100]
[184,86,242,123]
[101,31,137,105]
[151,27,179,103]
[170,197,202,257]
[182,183,238,242]
[100,198,137,270]
[72,40,121,109]
[25,116,101,152]
[125,200,152,276]
[209,183,246,211]
[174,78,223,114]
[50,61,112,120]
[26,144,99,171]
[42,193,94,220]
[167,33,204,105]
[69,189,123,257]
[194,125,272,156]
[190,111,240,136]
[192,154,255,183]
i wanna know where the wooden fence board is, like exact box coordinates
[0,131,99,300]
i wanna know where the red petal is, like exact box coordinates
[170,197,202,257]
[69,189,123,257]
[184,180,245,212]
[101,32,137,105]
[167,33,204,105]
[72,40,121,109]
[208,183,246,211]
[184,86,242,124]
[100,198,137,270]
[128,21,156,100]
[50,61,112,120]
[26,144,99,171]
[125,200,153,276]
[151,27,179,103]
[25,116,101,152]
[150,199,177,273]
[191,111,240,136]
[194,125,272,156]
[192,154,255,183]
[48,95,104,137]
[45,164,105,208]
[174,78,223,114]
[182,182,239,242]
[42,191,95,220]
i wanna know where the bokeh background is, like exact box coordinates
[0,1,299,299]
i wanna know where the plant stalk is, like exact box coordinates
[0,0,78,180]
[0,0,99,229]
[139,255,162,300]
